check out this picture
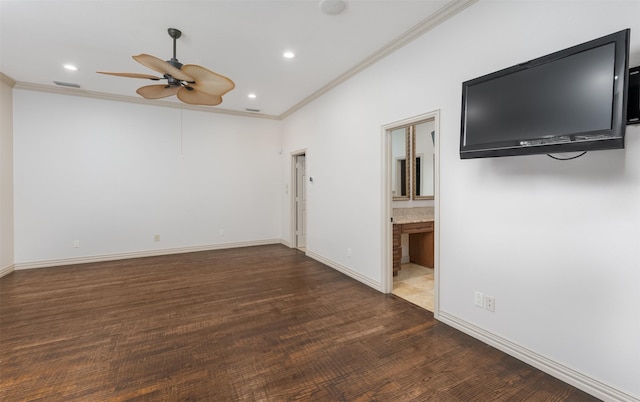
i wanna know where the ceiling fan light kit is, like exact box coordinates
[97,28,234,106]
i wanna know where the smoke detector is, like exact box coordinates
[319,0,348,15]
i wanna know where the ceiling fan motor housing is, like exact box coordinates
[167,58,183,70]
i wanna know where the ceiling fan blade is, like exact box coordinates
[176,87,223,106]
[97,71,162,80]
[136,84,180,99]
[181,64,235,96]
[133,54,194,82]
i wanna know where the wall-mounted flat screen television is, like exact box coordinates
[460,29,630,159]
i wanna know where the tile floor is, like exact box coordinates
[392,263,434,312]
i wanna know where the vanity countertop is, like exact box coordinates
[393,207,434,224]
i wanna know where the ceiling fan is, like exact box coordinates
[98,28,235,106]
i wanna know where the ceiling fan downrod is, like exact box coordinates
[167,28,183,70]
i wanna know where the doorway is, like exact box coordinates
[382,111,440,316]
[293,152,307,251]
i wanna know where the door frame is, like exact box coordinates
[381,110,440,317]
[291,149,307,249]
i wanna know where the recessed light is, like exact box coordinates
[248,93,257,99]
[283,51,295,59]
[64,64,78,71]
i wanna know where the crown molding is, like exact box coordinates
[0,72,16,87]
[278,0,478,119]
[11,81,280,120]
[6,0,477,121]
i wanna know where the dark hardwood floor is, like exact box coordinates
[1,244,598,401]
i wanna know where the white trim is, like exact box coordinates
[279,0,478,119]
[0,264,15,278]
[438,312,639,402]
[432,111,441,319]
[0,72,16,87]
[306,250,383,292]
[14,239,282,270]
[6,0,477,121]
[381,110,441,316]
[381,127,392,293]
[12,81,280,120]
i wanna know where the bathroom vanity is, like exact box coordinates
[392,207,434,276]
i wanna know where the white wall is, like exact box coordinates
[282,1,640,399]
[0,77,14,273]
[7,1,640,399]
[13,90,283,266]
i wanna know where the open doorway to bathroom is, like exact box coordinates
[382,111,439,314]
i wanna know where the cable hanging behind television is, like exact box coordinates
[460,29,632,159]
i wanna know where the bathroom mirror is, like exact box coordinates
[391,127,410,200]
[412,120,435,200]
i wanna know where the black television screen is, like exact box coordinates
[460,29,630,159]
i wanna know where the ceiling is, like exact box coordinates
[0,0,473,118]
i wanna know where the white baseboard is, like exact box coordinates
[437,311,639,402]
[305,250,382,291]
[0,263,15,278]
[14,239,284,270]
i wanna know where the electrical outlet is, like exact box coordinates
[154,235,160,242]
[219,229,224,236]
[474,291,484,307]
[73,240,80,248]
[485,296,495,312]
[347,248,352,257]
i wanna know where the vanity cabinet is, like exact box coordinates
[392,221,434,276]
